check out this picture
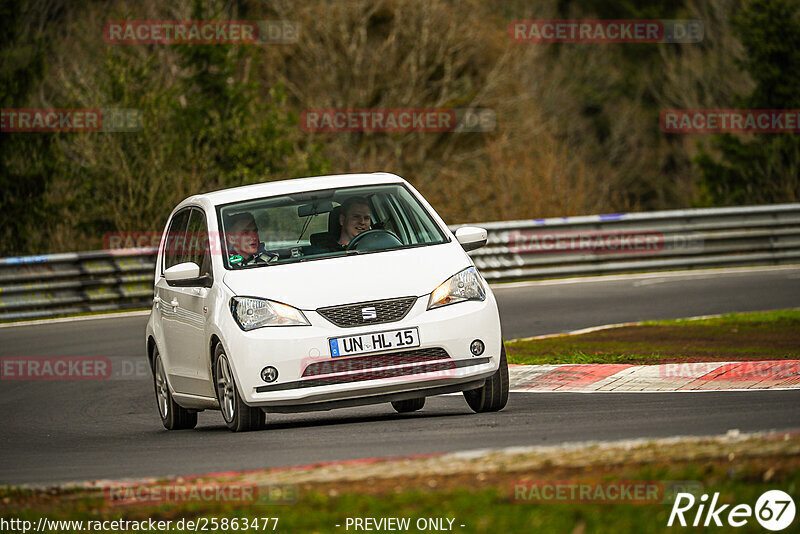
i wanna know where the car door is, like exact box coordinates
[155,207,215,398]
[155,208,190,391]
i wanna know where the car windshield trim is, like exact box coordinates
[215,183,451,271]
[223,240,450,270]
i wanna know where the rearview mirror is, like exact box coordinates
[455,226,488,252]
[298,200,334,217]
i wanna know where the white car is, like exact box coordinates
[145,172,508,431]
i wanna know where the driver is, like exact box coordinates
[225,212,278,267]
[335,196,372,248]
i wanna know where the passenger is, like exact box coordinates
[225,212,278,267]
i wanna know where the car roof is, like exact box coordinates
[182,172,407,208]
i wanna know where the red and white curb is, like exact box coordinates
[509,360,800,392]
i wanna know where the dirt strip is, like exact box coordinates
[43,431,793,492]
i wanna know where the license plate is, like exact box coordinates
[329,327,420,357]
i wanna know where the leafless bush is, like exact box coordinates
[12,0,752,252]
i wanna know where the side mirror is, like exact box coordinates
[164,262,212,287]
[455,226,488,252]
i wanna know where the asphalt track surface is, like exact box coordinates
[1,266,799,485]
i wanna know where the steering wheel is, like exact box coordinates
[346,229,403,252]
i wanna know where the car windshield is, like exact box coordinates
[217,183,448,269]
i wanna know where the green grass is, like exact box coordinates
[506,310,800,366]
[2,460,797,533]
[641,309,800,327]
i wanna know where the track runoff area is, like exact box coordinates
[1,266,798,532]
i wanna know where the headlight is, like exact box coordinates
[231,297,310,330]
[427,267,486,310]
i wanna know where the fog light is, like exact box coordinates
[470,339,485,356]
[260,366,278,383]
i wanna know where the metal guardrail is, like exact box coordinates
[1,203,799,321]
[459,203,800,281]
[0,250,156,321]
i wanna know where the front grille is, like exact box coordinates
[302,347,449,377]
[255,356,491,392]
[317,296,416,328]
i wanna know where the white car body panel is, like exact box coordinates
[222,243,471,310]
[145,172,502,414]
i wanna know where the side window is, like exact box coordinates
[370,194,399,242]
[163,209,191,272]
[185,208,212,277]
[397,196,432,243]
[386,195,414,244]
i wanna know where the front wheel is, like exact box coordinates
[214,344,266,432]
[152,349,197,430]
[464,344,509,413]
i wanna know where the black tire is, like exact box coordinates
[213,343,265,432]
[391,397,425,413]
[152,349,197,430]
[464,344,509,413]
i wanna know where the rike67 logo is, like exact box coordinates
[668,490,795,531]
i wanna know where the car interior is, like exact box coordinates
[220,186,447,268]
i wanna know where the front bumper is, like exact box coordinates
[223,295,502,408]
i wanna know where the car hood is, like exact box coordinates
[222,243,470,309]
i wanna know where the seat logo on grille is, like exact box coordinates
[361,306,377,320]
